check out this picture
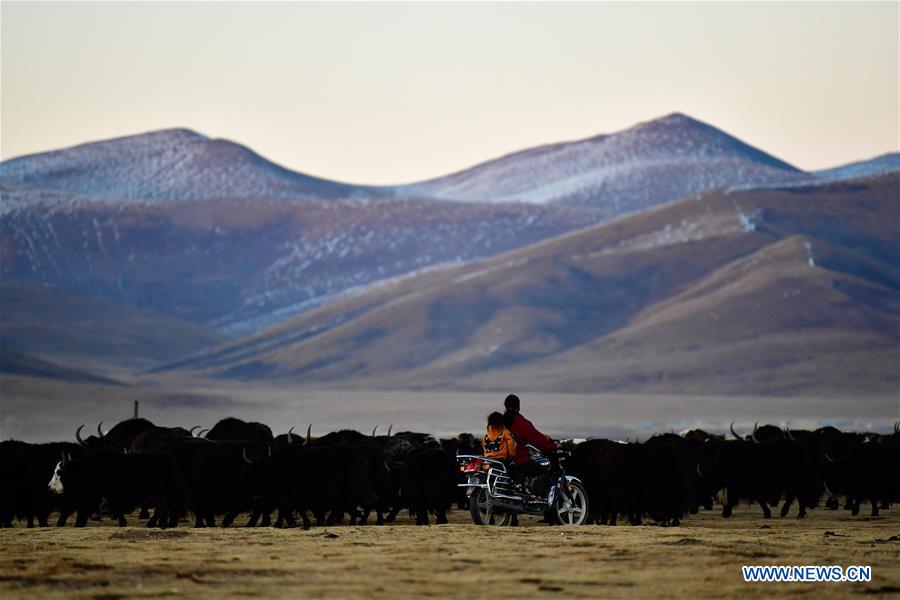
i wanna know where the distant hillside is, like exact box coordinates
[159,173,899,397]
[812,152,900,184]
[0,128,379,202]
[0,279,224,373]
[0,195,600,336]
[398,113,807,209]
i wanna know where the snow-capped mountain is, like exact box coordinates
[0,128,379,202]
[397,113,808,211]
[2,113,896,371]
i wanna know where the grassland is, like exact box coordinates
[1,509,898,599]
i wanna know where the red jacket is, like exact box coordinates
[508,412,556,464]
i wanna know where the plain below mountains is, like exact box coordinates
[159,173,900,397]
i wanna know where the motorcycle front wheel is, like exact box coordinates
[552,480,590,525]
[469,487,512,526]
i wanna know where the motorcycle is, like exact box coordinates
[457,444,589,526]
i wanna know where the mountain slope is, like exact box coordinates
[398,113,806,210]
[0,194,601,336]
[0,279,224,374]
[0,128,378,202]
[813,152,900,183]
[161,173,899,396]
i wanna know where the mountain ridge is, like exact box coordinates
[153,172,899,396]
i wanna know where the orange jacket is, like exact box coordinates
[482,425,517,460]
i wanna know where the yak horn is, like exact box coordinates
[696,463,704,477]
[894,421,899,434]
[387,424,392,437]
[824,451,835,463]
[729,422,741,440]
[198,428,209,438]
[97,422,106,438]
[242,448,253,465]
[287,426,294,444]
[306,424,312,444]
[189,426,200,435]
[372,426,378,437]
[61,451,68,464]
[784,427,795,441]
[76,424,86,445]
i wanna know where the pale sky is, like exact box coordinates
[1,1,898,185]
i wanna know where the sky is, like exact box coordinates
[1,1,897,185]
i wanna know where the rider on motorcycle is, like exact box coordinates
[502,394,559,497]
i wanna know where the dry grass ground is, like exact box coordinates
[1,509,898,599]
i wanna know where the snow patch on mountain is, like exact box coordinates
[398,114,806,207]
[0,128,376,202]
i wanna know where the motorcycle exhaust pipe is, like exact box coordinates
[488,501,526,515]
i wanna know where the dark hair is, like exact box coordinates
[487,412,505,428]
[503,394,520,428]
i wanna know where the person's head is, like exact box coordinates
[487,411,505,428]
[504,394,520,414]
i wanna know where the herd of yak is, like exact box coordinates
[1,417,898,529]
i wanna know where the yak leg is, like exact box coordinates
[75,511,89,527]
[780,495,794,518]
[825,497,839,510]
[435,509,448,525]
[117,514,128,527]
[384,506,401,523]
[870,499,879,517]
[722,489,737,518]
[758,500,771,518]
[851,499,861,516]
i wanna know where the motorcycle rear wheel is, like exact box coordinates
[552,480,590,525]
[469,488,512,526]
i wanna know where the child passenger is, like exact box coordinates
[482,411,517,461]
